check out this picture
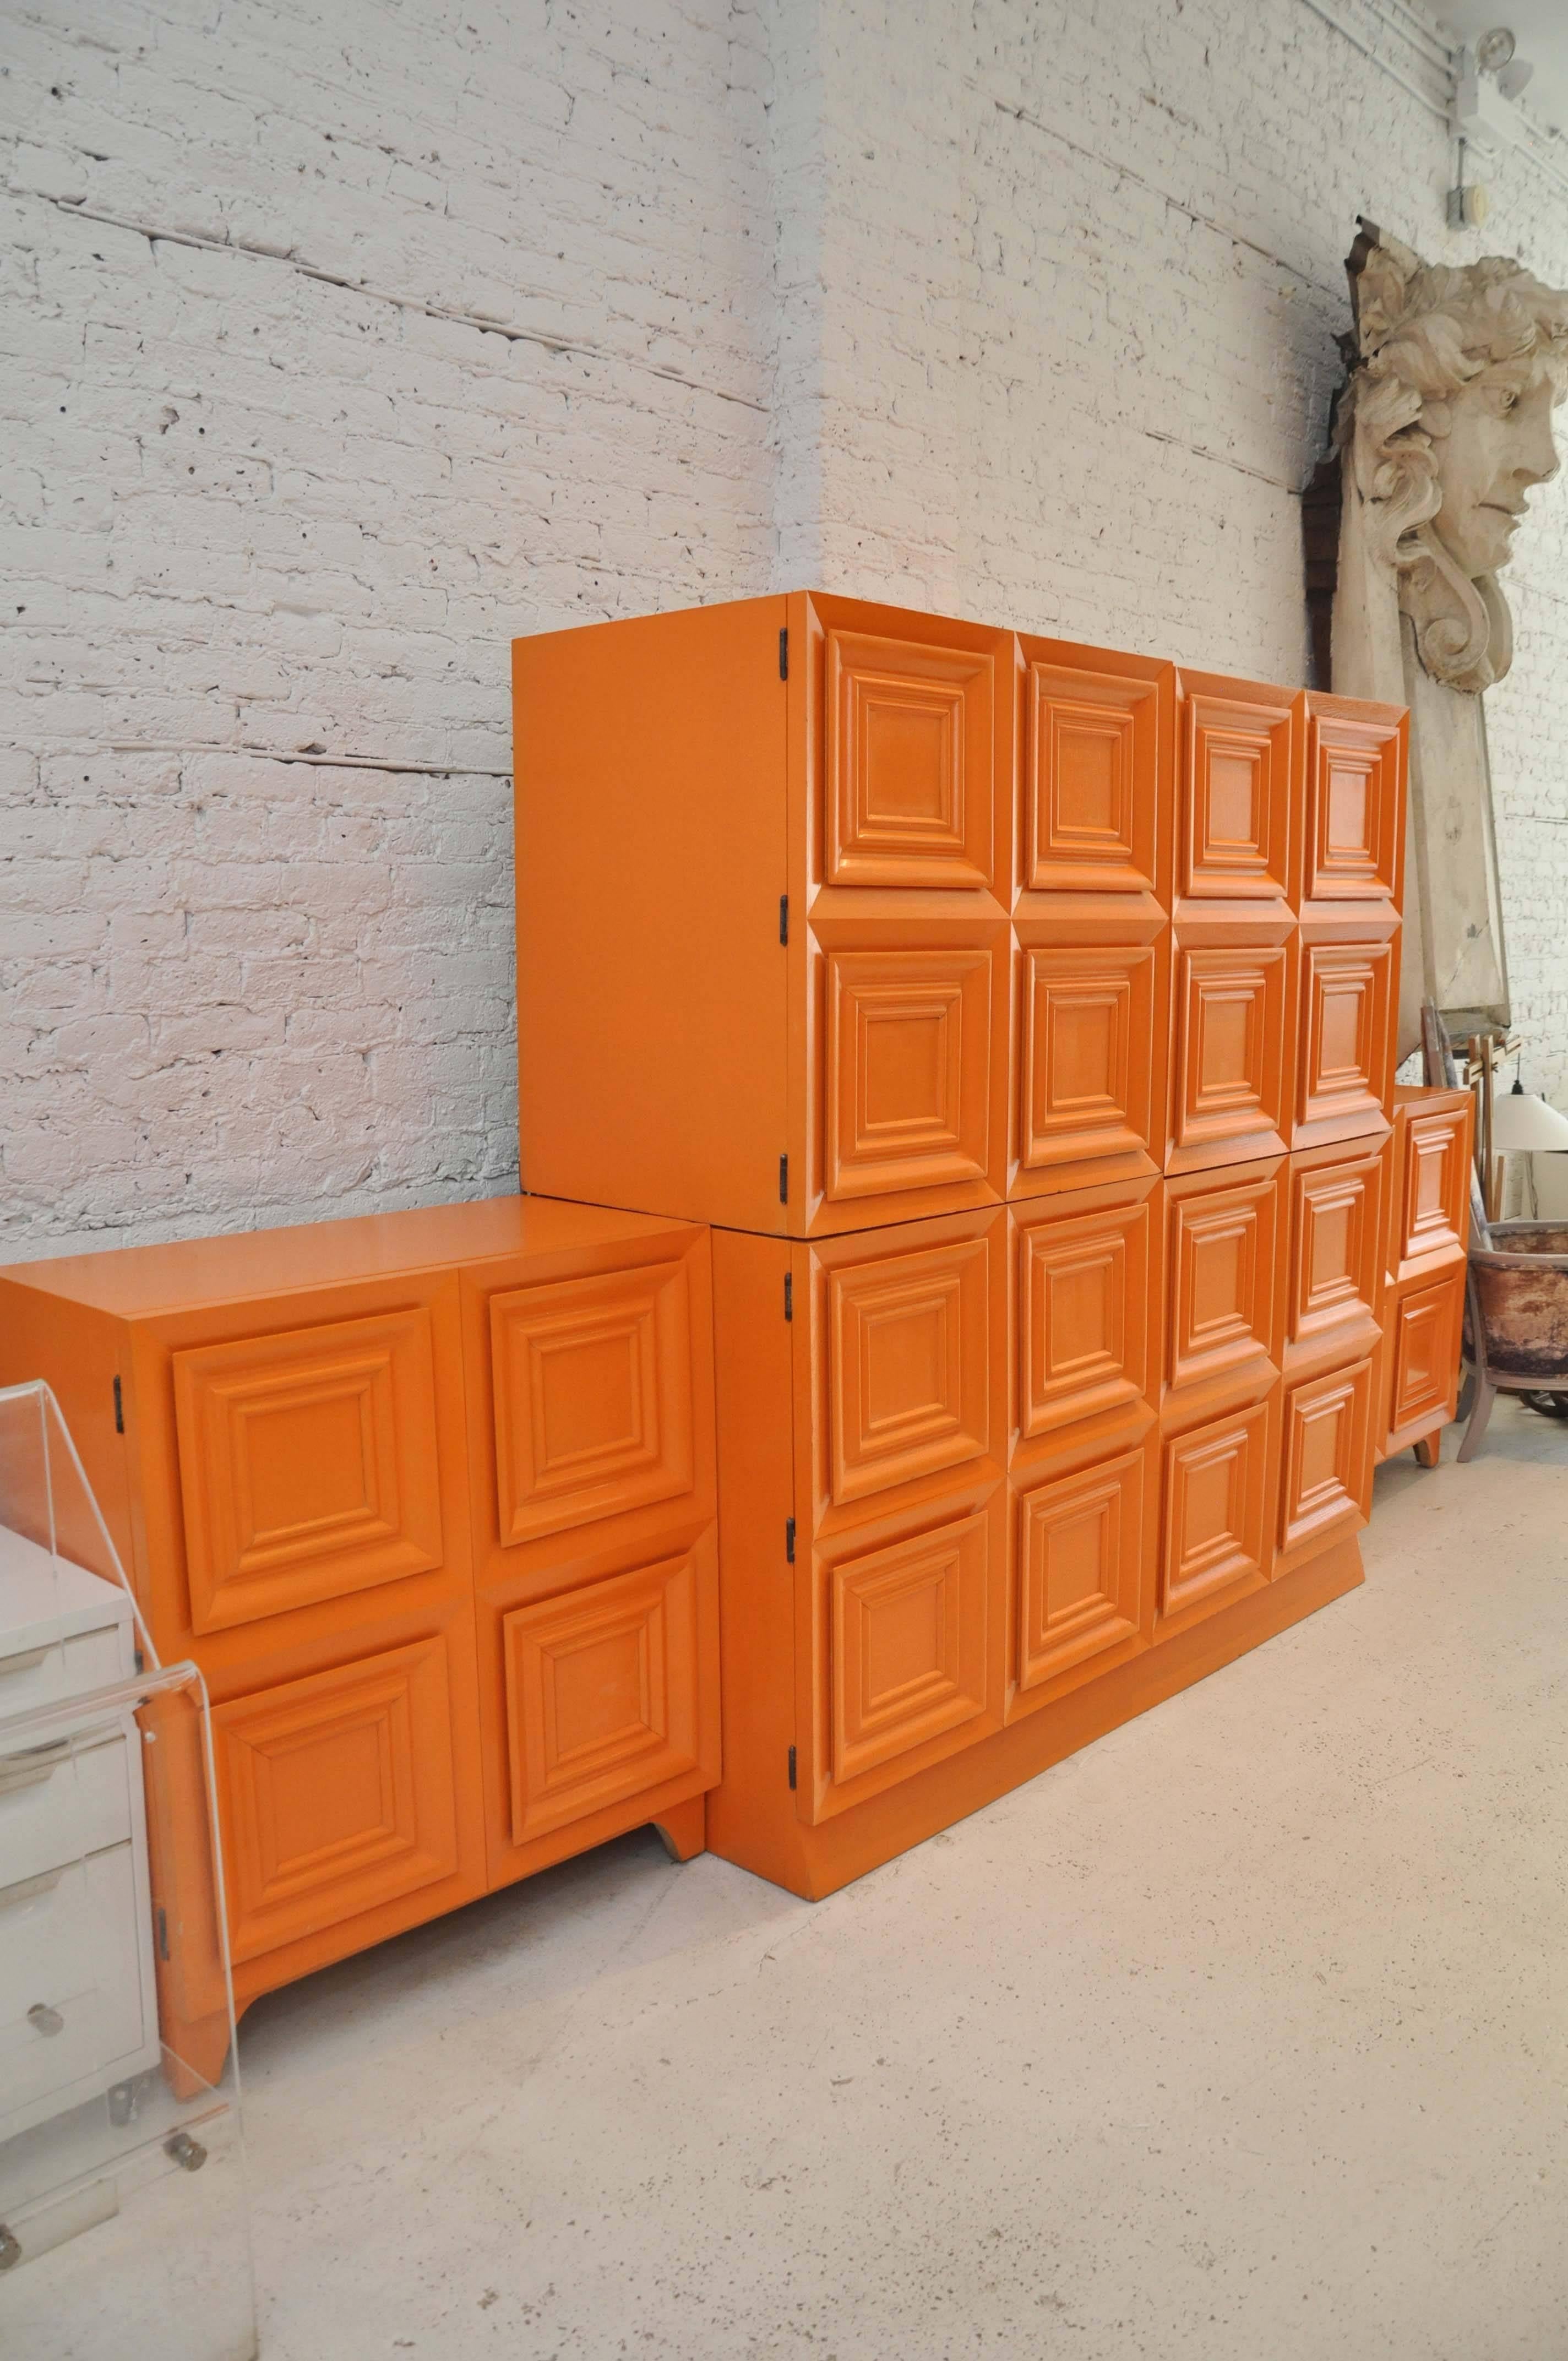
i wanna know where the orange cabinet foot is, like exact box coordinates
[1412,1430,1441,1467]
[160,2005,234,2101]
[651,1794,707,1862]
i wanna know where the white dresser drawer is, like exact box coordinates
[0,1722,137,1885]
[0,1846,152,2120]
[0,1625,127,1719]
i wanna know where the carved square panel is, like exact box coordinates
[1018,1195,1155,1438]
[1288,1146,1384,1358]
[1167,1169,1280,1397]
[1280,1359,1373,1560]
[827,1236,989,1507]
[1159,1396,1272,1626]
[490,1260,694,1547]
[173,1309,444,1637]
[502,1548,711,1845]
[1304,705,1403,902]
[830,1508,989,1786]
[1171,944,1288,1164]
[1016,1446,1147,1698]
[1297,942,1392,1144]
[1182,693,1293,900]
[1025,662,1161,895]
[1387,1274,1464,1446]
[824,629,995,888]
[1020,945,1157,1174]
[214,1636,459,1963]
[824,945,992,1201]
[1401,1109,1469,1270]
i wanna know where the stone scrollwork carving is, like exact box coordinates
[1327,226,1568,1055]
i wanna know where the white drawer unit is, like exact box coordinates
[0,1528,161,2145]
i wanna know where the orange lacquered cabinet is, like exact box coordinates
[1374,1084,1474,1459]
[0,1197,718,2060]
[515,592,1417,1901]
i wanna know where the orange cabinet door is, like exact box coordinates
[172,1309,445,1638]
[1299,698,1405,910]
[1284,1140,1386,1378]
[1009,1433,1156,1716]
[1177,674,1298,906]
[1397,1104,1471,1276]
[1016,942,1162,1187]
[1157,1391,1277,1640]
[1162,1162,1284,1419]
[1293,938,1395,1149]
[1019,645,1173,903]
[1277,1357,1375,1575]
[821,624,1000,891]
[1168,941,1292,1172]
[819,941,996,1204]
[499,1541,719,1849]
[808,1495,1004,1819]
[1384,1272,1465,1454]
[1012,1180,1161,1468]
[212,1636,465,1970]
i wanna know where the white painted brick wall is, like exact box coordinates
[3,0,1567,1258]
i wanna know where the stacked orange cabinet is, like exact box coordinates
[1376,1084,1474,1462]
[0,1198,720,2059]
[515,591,1444,1901]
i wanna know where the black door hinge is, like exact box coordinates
[113,1376,124,1434]
[783,1271,793,1321]
[785,1516,796,1564]
[778,1154,788,1204]
[778,893,788,946]
[134,1648,144,1675]
[787,1744,797,1791]
[156,1906,170,1962]
[778,627,789,681]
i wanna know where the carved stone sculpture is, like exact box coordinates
[1327,226,1568,1058]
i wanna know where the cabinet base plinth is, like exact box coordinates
[708,1536,1364,1902]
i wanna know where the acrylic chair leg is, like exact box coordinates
[1413,1430,1441,1467]
[1456,1377,1497,1464]
[160,2004,234,2101]
[651,1793,706,1863]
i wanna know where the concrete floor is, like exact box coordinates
[239,1399,1567,2360]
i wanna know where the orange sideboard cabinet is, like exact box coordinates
[1375,1084,1475,1465]
[513,590,1413,1903]
[0,1197,720,2066]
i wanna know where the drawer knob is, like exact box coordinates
[27,2001,64,2038]
[0,2224,20,2272]
[165,2131,207,2173]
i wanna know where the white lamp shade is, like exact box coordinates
[1491,1091,1568,1152]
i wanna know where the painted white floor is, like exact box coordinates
[239,1398,1567,2360]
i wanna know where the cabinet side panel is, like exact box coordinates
[705,1230,807,1887]
[515,599,790,1232]
[0,1280,139,1605]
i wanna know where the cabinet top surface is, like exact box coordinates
[0,1194,698,1318]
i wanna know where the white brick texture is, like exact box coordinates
[3,0,1566,1256]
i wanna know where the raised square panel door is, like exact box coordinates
[1170,944,1288,1168]
[828,1507,990,1788]
[489,1260,695,1546]
[1287,1145,1384,1366]
[1180,689,1294,901]
[823,945,992,1201]
[1303,702,1403,904]
[1401,1109,1468,1271]
[1165,1167,1281,1405]
[173,1310,443,1636]
[213,1636,459,1965]
[1158,1395,1273,1634]
[1023,658,1164,896]
[1278,1359,1373,1565]
[824,629,995,889]
[1387,1274,1463,1448]
[1016,1192,1157,1443]
[1013,1444,1149,1708]
[501,1545,716,1845]
[1020,944,1157,1177]
[826,1233,989,1508]
[1295,941,1392,1146]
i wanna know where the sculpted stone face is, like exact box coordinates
[1431,358,1562,580]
